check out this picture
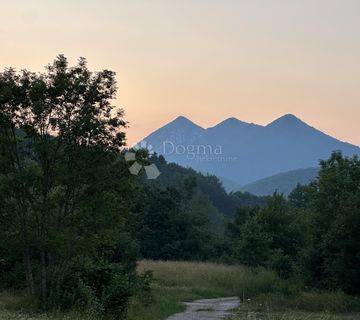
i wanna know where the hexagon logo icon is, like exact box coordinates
[125,140,160,180]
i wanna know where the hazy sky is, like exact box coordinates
[1,0,359,145]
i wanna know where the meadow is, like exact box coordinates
[1,260,360,320]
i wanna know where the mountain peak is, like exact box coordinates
[222,117,243,124]
[168,115,204,129]
[143,115,205,146]
[212,117,252,128]
[174,115,191,122]
[279,114,301,121]
[267,114,306,128]
[143,113,360,185]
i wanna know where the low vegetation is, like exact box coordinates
[127,261,360,320]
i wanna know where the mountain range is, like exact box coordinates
[142,114,360,189]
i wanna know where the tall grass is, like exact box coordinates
[137,260,297,298]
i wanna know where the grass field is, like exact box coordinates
[128,260,360,320]
[1,260,360,320]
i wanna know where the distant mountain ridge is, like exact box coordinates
[240,167,319,196]
[142,114,360,185]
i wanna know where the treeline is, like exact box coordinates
[137,152,360,295]
[227,151,360,294]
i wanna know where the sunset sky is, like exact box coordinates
[1,0,359,145]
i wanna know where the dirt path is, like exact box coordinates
[166,297,240,320]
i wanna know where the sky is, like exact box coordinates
[1,0,360,146]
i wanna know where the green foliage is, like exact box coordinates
[229,152,360,294]
[301,152,360,293]
[130,153,267,262]
[288,183,312,209]
[228,193,304,278]
[131,183,217,261]
[146,154,267,217]
[230,191,268,209]
[0,55,136,315]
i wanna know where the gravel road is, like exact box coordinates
[166,297,240,320]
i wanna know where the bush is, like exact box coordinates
[45,258,101,312]
[239,267,300,299]
[102,273,133,319]
[132,271,154,306]
[267,249,294,279]
[44,256,135,319]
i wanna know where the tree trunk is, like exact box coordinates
[23,246,34,295]
[40,248,47,302]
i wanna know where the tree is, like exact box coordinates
[0,55,136,315]
[288,183,312,209]
[303,152,360,293]
[230,193,303,277]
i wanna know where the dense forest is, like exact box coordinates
[1,56,359,319]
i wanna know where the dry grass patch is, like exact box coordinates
[138,260,247,297]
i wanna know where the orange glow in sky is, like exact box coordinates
[1,0,359,145]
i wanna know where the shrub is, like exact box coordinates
[43,256,135,319]
[239,267,300,299]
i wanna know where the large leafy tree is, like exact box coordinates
[0,56,135,314]
[303,152,360,293]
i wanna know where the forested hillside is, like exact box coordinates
[128,153,268,260]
